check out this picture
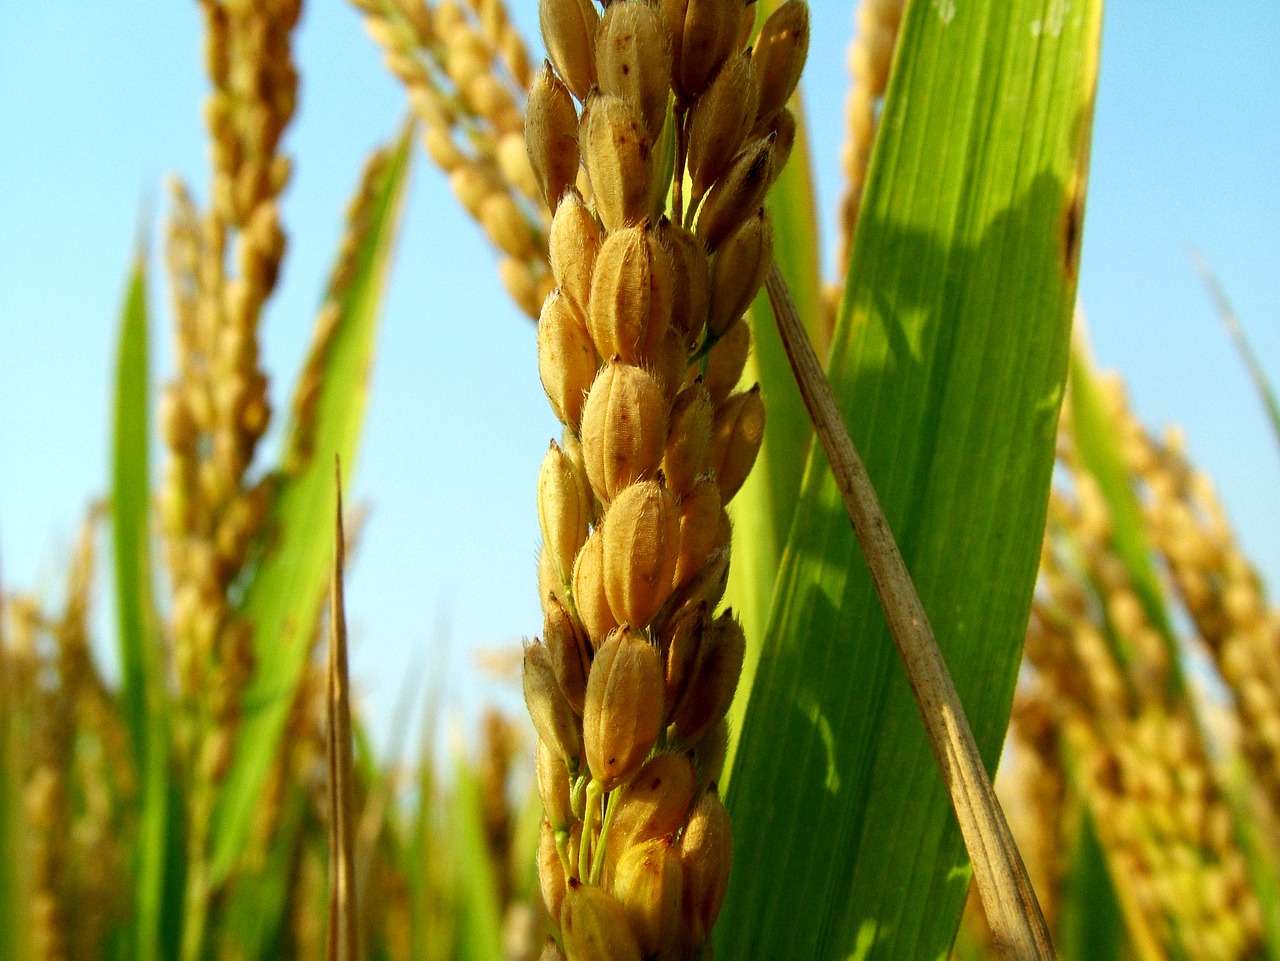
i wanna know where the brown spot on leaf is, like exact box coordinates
[1060,186,1084,280]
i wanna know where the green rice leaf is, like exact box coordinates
[511,781,545,902]
[1058,809,1126,961]
[210,124,415,884]
[109,244,182,961]
[1067,344,1183,686]
[723,86,823,780]
[111,243,154,772]
[717,0,1101,957]
[1191,250,1280,457]
[0,588,22,961]
[407,645,450,961]
[950,908,996,961]
[1228,760,1280,960]
[327,482,358,961]
[216,787,309,961]
[453,758,505,961]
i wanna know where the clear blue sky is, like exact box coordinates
[1,2,1277,748]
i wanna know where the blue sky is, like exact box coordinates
[1,2,1277,748]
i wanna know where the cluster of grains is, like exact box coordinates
[16,603,73,961]
[957,379,1280,961]
[349,0,556,318]
[480,710,520,908]
[522,0,808,957]
[2,516,131,961]
[161,0,301,784]
[159,3,301,955]
[1027,448,1265,961]
[1104,380,1280,833]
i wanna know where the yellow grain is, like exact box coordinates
[348,0,551,318]
[522,0,805,952]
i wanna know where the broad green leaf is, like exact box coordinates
[724,86,823,780]
[1067,344,1183,687]
[1058,809,1127,961]
[210,125,415,883]
[453,758,505,961]
[216,787,309,961]
[718,1,1101,959]
[109,247,182,961]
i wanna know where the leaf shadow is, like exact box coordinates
[719,164,1074,961]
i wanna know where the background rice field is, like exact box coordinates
[1,4,1275,752]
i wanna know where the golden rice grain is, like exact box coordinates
[521,1,805,952]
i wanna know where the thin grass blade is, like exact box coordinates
[210,124,414,882]
[354,652,423,913]
[1231,761,1280,960]
[328,466,360,961]
[1190,250,1280,457]
[109,243,182,961]
[112,241,154,772]
[718,0,1102,957]
[0,560,22,961]
[453,757,506,961]
[407,619,450,961]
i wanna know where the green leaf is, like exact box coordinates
[216,787,309,961]
[511,779,545,903]
[1227,760,1280,961]
[109,245,183,961]
[453,758,506,961]
[718,1,1101,958]
[1058,809,1127,961]
[1067,344,1183,687]
[0,611,23,961]
[112,244,154,772]
[950,908,996,961]
[1191,250,1280,457]
[408,662,454,961]
[209,124,415,884]
[723,87,823,780]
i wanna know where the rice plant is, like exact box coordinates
[2,1,1277,960]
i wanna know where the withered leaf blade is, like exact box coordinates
[327,459,359,961]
